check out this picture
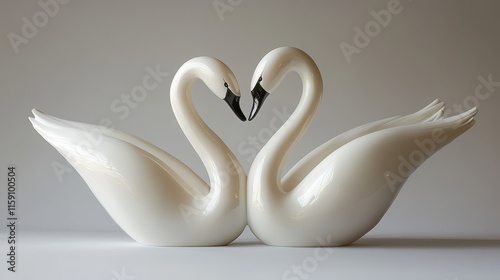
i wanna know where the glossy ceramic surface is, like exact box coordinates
[30,57,247,246]
[247,47,477,246]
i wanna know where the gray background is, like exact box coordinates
[1,0,499,239]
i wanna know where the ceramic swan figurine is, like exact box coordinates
[247,47,477,246]
[30,57,248,246]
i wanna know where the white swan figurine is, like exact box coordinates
[247,47,477,246]
[30,57,248,246]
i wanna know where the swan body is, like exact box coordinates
[30,57,247,246]
[247,47,477,246]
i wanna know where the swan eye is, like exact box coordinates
[224,82,228,88]
[258,77,262,82]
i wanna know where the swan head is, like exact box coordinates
[248,47,314,121]
[212,60,247,122]
[177,56,247,121]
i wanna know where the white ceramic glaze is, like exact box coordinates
[247,47,477,246]
[30,57,247,246]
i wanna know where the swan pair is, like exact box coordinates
[30,47,477,246]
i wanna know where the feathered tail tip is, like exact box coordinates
[30,109,52,135]
[30,109,54,141]
[447,107,477,124]
[30,109,51,129]
[421,99,443,110]
[428,107,445,122]
[421,99,445,122]
[28,108,39,124]
[437,107,477,140]
[30,108,62,127]
[415,99,445,120]
[30,108,45,131]
[29,108,77,145]
[387,99,445,126]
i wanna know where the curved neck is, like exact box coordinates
[254,57,323,198]
[170,68,244,201]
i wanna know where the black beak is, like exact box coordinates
[224,89,247,122]
[248,80,269,121]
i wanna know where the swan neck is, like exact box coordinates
[258,57,323,196]
[170,68,243,197]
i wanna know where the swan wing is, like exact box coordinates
[285,108,476,235]
[30,109,209,195]
[30,109,214,239]
[281,99,445,190]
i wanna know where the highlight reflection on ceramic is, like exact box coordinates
[30,57,247,246]
[246,47,477,246]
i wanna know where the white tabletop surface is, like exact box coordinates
[2,227,499,280]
